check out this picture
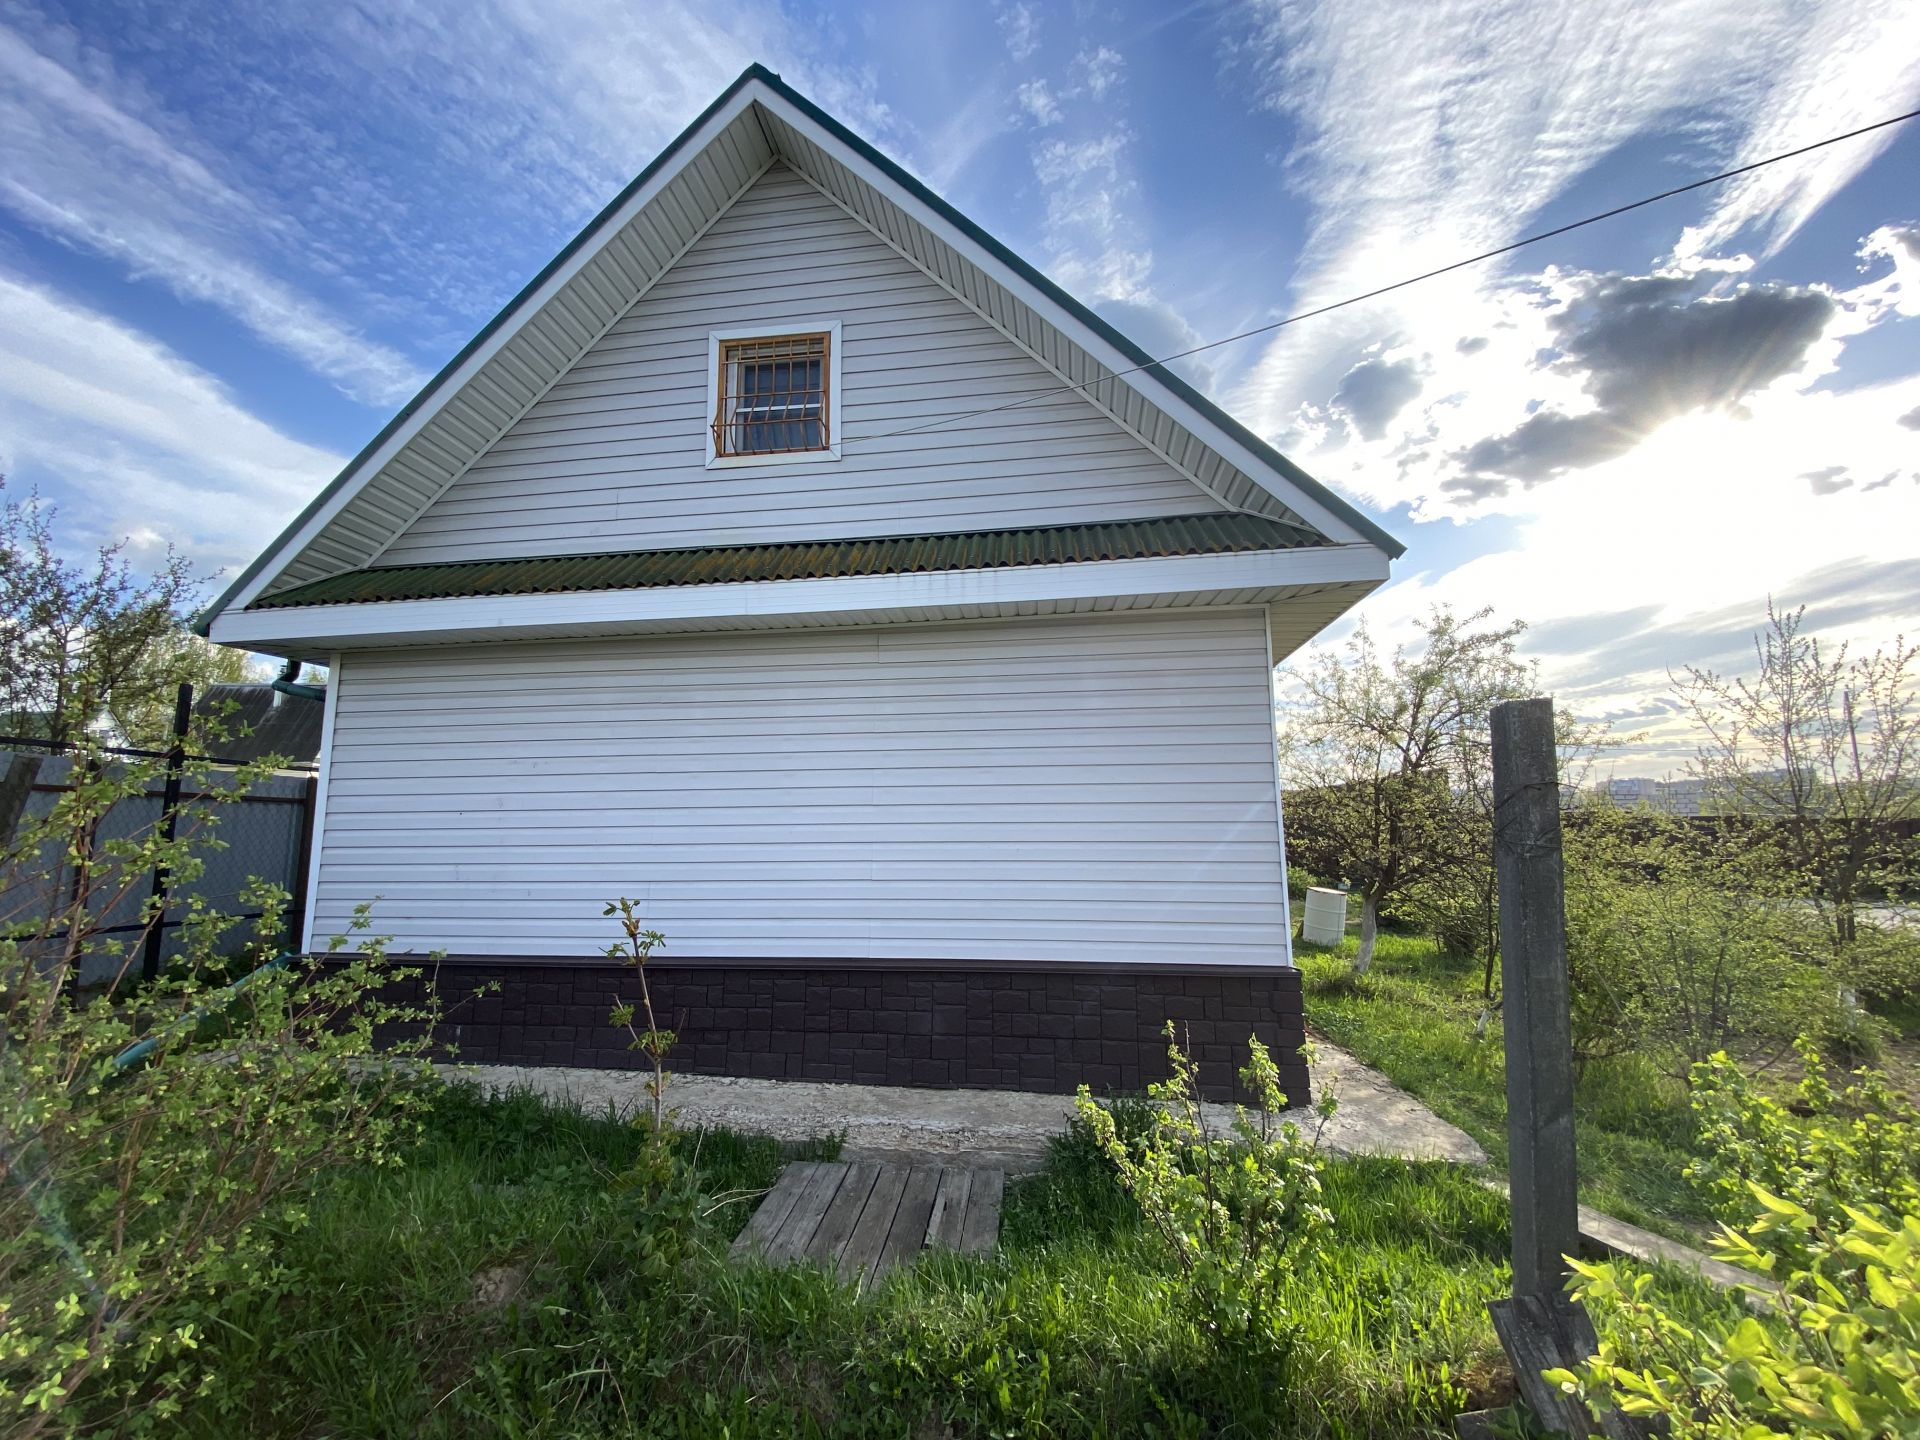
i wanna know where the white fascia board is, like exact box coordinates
[756,86,1375,551]
[210,545,1389,650]
[214,90,764,621]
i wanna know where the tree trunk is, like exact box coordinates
[1354,894,1380,974]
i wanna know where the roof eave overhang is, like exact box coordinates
[208,545,1388,656]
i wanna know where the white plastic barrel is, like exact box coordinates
[1300,887,1349,946]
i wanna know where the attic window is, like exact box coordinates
[712,331,832,458]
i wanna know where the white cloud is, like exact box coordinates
[1077,46,1124,99]
[1094,296,1218,393]
[0,273,341,574]
[1031,132,1151,300]
[1016,79,1063,127]
[996,2,1040,62]
[1279,373,1920,768]
[0,24,429,406]
[1673,4,1920,262]
[1226,0,1920,432]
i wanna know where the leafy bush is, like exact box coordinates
[1563,811,1836,1075]
[1073,1025,1334,1351]
[0,744,441,1435]
[1688,1038,1920,1264]
[1552,1196,1920,1438]
[1551,1042,1920,1436]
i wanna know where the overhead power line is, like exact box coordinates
[839,106,1920,450]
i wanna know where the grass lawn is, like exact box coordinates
[1297,931,1712,1240]
[120,1081,1740,1438]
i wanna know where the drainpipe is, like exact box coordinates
[271,656,326,702]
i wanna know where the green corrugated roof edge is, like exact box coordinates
[248,513,1322,609]
[195,63,1402,637]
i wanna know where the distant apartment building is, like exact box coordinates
[1583,770,1811,816]
[1595,775,1707,815]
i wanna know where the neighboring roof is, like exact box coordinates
[198,64,1400,637]
[250,514,1321,609]
[191,684,325,763]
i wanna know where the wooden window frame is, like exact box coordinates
[706,320,843,469]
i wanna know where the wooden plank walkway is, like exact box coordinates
[730,1161,1006,1282]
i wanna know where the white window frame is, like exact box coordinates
[705,319,843,468]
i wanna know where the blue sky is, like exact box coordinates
[1,0,1916,768]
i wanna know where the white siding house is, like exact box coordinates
[201,66,1401,1099]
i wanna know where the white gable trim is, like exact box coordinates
[210,545,1388,652]
[776,164,1245,516]
[220,89,768,616]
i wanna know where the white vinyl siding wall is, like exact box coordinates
[310,609,1289,965]
[378,165,1223,566]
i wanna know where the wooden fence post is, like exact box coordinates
[1491,695,1579,1297]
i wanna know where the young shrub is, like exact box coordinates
[1550,1041,1920,1436]
[1072,1025,1334,1352]
[0,743,442,1436]
[603,896,675,1186]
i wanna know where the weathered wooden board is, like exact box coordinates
[735,1160,1007,1282]
[761,1162,849,1263]
[958,1168,1005,1255]
[1488,1294,1657,1439]
[837,1166,911,1282]
[924,1167,973,1252]
[728,1160,820,1259]
[807,1161,883,1268]
[875,1166,943,1275]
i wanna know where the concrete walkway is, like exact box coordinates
[449,1039,1486,1172]
[448,1050,1765,1296]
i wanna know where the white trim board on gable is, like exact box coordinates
[195,66,1398,635]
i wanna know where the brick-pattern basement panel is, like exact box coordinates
[363,963,1309,1105]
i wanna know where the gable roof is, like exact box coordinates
[196,64,1400,636]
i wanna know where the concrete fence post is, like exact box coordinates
[1491,696,1579,1298]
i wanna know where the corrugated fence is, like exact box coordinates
[0,745,316,987]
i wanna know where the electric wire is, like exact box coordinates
[837,106,1920,449]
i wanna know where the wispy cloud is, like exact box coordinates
[1032,132,1151,299]
[996,2,1041,63]
[1226,0,1920,429]
[1,2,892,401]
[1076,46,1125,100]
[0,272,341,573]
[1015,79,1064,127]
[1674,3,1920,261]
[0,24,429,406]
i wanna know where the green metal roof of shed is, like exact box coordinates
[249,513,1321,610]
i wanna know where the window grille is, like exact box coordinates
[713,332,830,457]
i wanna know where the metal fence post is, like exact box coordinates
[140,683,194,983]
[288,772,319,953]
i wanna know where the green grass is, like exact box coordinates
[105,1081,1741,1439]
[1298,932,1712,1239]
